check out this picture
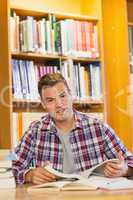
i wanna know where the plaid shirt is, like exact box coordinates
[12,111,133,184]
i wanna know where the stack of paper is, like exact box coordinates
[0,160,16,189]
[86,176,133,190]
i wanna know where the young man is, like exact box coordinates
[12,73,133,185]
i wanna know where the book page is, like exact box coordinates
[0,177,16,189]
[0,160,12,168]
[80,158,119,178]
[44,159,119,181]
[85,175,133,190]
[44,165,81,180]
[61,180,97,191]
[0,169,13,178]
[27,179,97,191]
[28,180,72,191]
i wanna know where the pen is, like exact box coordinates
[31,159,36,168]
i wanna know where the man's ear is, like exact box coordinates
[41,100,46,110]
[40,97,46,110]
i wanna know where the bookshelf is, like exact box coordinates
[0,1,12,148]
[1,0,132,150]
[0,0,105,149]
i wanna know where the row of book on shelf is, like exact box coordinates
[12,59,102,101]
[10,12,99,58]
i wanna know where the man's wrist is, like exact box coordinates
[126,167,133,177]
[123,165,133,177]
[24,169,33,183]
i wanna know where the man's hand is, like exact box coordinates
[25,167,57,185]
[104,152,128,178]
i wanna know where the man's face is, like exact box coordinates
[41,82,73,122]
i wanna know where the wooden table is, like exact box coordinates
[1,186,133,200]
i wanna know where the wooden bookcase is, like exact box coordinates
[0,0,132,150]
[0,0,105,149]
[0,1,12,148]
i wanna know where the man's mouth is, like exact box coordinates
[56,108,66,114]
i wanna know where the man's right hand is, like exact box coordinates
[25,167,57,185]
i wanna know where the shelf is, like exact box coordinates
[13,99,42,112]
[13,99,104,112]
[12,52,101,63]
[12,52,60,61]
[61,56,101,63]
[11,7,98,22]
[73,99,103,105]
[128,22,133,26]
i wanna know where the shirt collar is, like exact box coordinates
[41,110,83,132]
[73,110,83,129]
[41,114,56,132]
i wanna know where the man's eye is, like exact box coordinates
[47,99,54,103]
[60,94,66,98]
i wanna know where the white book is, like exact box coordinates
[28,158,133,191]
[26,16,34,52]
[28,179,97,192]
[0,160,16,189]
[86,175,133,190]
[28,159,120,191]
[0,169,13,178]
[0,177,16,189]
[0,160,12,168]
[44,158,119,180]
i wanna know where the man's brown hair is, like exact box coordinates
[38,73,70,97]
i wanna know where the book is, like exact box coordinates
[28,179,97,191]
[0,160,12,168]
[86,175,133,190]
[28,158,119,191]
[44,158,119,180]
[28,157,133,191]
[0,160,16,189]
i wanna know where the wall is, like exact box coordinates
[102,0,133,150]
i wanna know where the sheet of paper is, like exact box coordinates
[85,175,133,190]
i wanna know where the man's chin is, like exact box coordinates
[55,113,71,122]
[50,109,73,121]
[55,115,68,121]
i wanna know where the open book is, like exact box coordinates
[28,158,120,191]
[28,179,97,191]
[85,175,133,190]
[44,158,119,180]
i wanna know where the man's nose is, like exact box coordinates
[55,97,63,107]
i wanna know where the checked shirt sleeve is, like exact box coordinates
[101,122,133,168]
[12,122,38,184]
